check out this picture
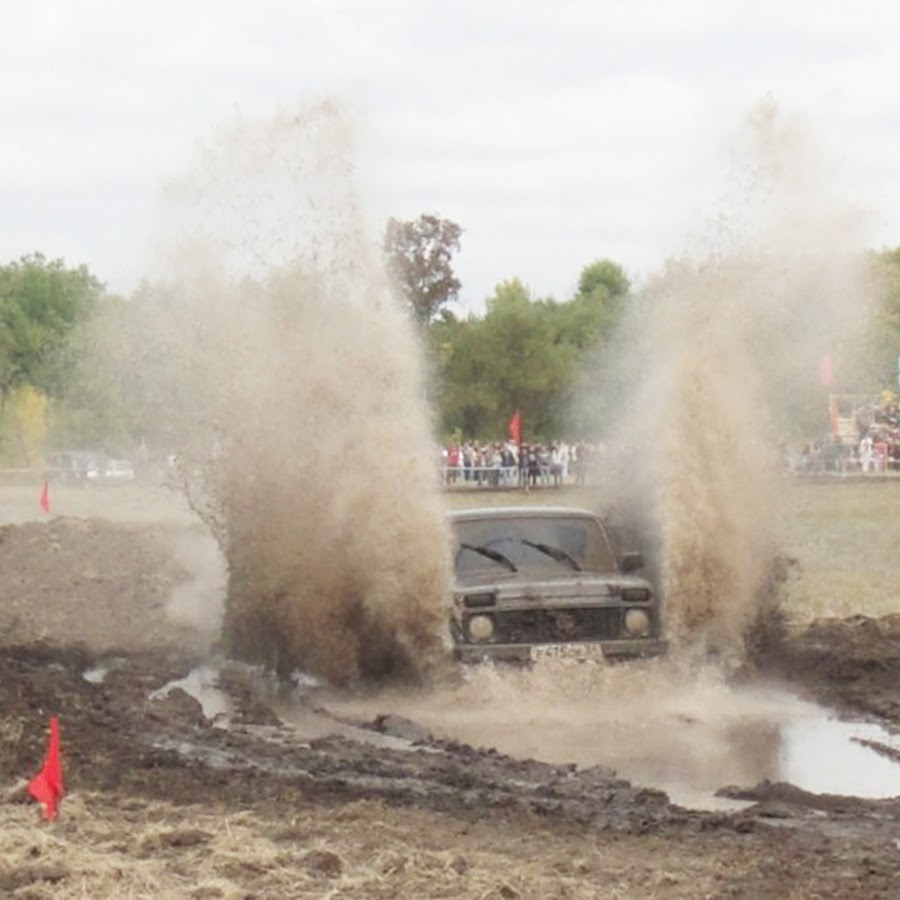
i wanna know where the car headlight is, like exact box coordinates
[623,608,651,636]
[467,614,495,642]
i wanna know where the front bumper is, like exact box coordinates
[454,638,668,664]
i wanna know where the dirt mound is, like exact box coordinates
[760,614,900,726]
[0,517,211,655]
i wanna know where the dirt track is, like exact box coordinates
[2,486,900,897]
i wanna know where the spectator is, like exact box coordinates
[859,433,875,473]
[446,444,460,484]
[874,432,890,472]
[527,445,541,489]
[550,445,563,487]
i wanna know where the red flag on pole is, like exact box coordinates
[28,716,64,821]
[818,354,834,387]
[39,481,50,515]
[508,410,522,444]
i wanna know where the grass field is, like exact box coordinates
[776,478,900,622]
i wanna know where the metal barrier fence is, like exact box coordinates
[440,461,900,491]
[440,465,581,489]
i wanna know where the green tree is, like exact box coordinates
[427,258,637,441]
[429,312,495,437]
[491,281,577,437]
[48,292,140,454]
[556,259,631,351]
[429,279,579,440]
[0,254,105,462]
[576,258,630,301]
[383,214,462,325]
[0,253,103,406]
[870,247,900,390]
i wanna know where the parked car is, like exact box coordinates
[45,450,102,484]
[45,452,136,485]
[102,459,136,482]
[449,506,665,663]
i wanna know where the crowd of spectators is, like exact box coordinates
[789,400,900,474]
[440,440,598,489]
[442,397,900,491]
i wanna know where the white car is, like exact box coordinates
[102,459,136,482]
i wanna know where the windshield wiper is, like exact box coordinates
[521,540,581,571]
[459,543,518,572]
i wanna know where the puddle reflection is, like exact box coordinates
[781,717,900,799]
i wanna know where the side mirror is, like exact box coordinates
[620,551,644,573]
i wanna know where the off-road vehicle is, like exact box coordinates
[450,506,664,662]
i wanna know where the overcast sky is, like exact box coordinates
[2,1,899,311]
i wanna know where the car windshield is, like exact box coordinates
[453,514,617,582]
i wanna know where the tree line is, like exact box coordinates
[3,215,900,464]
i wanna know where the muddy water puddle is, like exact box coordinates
[150,665,233,723]
[150,664,420,750]
[780,717,900,798]
[300,660,900,810]
[154,660,900,809]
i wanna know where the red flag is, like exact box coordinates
[28,716,64,821]
[39,480,50,515]
[818,355,834,387]
[508,410,522,444]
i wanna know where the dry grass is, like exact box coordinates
[777,478,900,622]
[0,791,757,899]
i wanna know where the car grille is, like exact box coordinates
[491,607,622,643]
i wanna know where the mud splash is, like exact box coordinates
[587,100,878,660]
[124,103,453,685]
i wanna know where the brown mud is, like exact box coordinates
[3,516,900,897]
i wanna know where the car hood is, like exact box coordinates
[454,573,653,602]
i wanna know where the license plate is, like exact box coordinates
[530,642,606,662]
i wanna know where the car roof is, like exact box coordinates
[448,506,600,523]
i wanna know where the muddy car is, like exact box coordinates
[449,506,665,663]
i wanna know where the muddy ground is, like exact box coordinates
[2,490,900,897]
